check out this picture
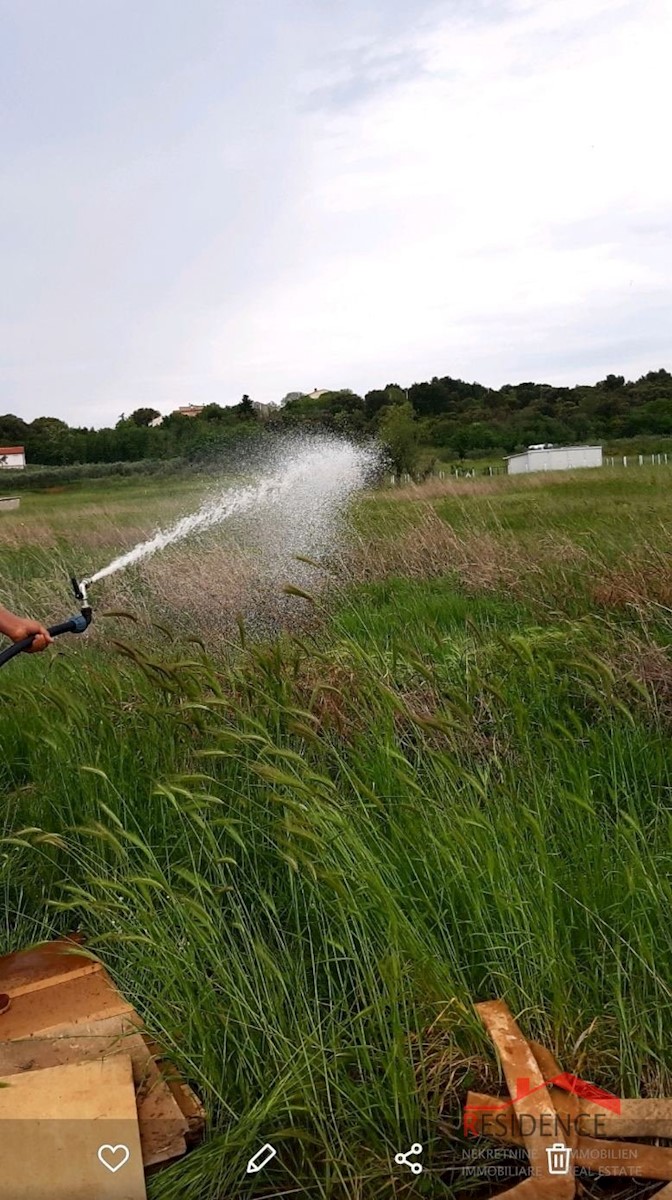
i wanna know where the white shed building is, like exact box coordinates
[0,446,26,469]
[506,445,602,475]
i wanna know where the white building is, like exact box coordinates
[506,445,602,475]
[0,446,26,469]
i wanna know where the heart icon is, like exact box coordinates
[97,1144,130,1174]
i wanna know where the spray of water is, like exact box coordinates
[84,436,379,589]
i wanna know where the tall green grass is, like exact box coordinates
[2,572,672,1196]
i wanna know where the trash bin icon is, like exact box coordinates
[547,1143,572,1175]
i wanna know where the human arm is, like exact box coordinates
[0,606,53,652]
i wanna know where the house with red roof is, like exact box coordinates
[0,446,25,469]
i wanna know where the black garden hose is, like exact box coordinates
[0,608,92,669]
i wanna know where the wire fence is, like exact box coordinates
[389,452,672,485]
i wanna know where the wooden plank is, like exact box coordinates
[467,1087,672,1141]
[0,937,100,999]
[464,1092,672,1180]
[579,1097,672,1139]
[132,1040,189,1167]
[0,960,195,1169]
[531,1037,672,1139]
[0,1012,189,1168]
[0,968,133,1042]
[475,1000,575,1199]
[141,1036,205,1144]
[0,1055,147,1199]
[0,1011,142,1075]
[167,1079,206,1143]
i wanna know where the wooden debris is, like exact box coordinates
[578,1097,672,1140]
[476,1000,575,1198]
[167,1078,206,1143]
[142,1036,206,1145]
[0,1011,189,1166]
[465,1092,672,1180]
[0,936,99,999]
[472,998,672,1199]
[0,939,203,1176]
[0,1055,147,1199]
[0,967,135,1041]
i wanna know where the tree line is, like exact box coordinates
[2,369,672,469]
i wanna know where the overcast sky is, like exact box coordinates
[2,0,671,426]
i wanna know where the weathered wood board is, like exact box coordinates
[465,1092,672,1180]
[0,940,202,1171]
[0,1055,147,1199]
[0,938,100,999]
[476,1000,575,1198]
[0,1010,189,1166]
[0,968,134,1042]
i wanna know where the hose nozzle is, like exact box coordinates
[70,576,93,627]
[71,576,88,606]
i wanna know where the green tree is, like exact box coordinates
[128,407,161,427]
[26,417,71,465]
[378,402,420,475]
[201,404,230,421]
[236,394,257,420]
[0,414,28,446]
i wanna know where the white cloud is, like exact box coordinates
[205,0,672,397]
[3,0,671,421]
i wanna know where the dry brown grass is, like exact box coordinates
[342,505,538,595]
[591,549,672,616]
[88,540,324,646]
[292,657,368,737]
[381,473,571,503]
[384,477,503,501]
[611,631,672,714]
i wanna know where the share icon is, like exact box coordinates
[395,1143,423,1174]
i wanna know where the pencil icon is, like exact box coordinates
[246,1143,277,1174]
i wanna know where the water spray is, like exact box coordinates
[83,437,379,587]
[0,576,93,670]
[0,438,378,669]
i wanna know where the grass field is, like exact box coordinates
[2,464,672,1198]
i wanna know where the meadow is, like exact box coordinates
[2,464,672,1198]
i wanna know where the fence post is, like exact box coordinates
[623,456,627,467]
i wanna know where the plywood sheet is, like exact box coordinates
[0,1055,147,1199]
[0,968,133,1042]
[0,1014,188,1167]
[0,938,100,999]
